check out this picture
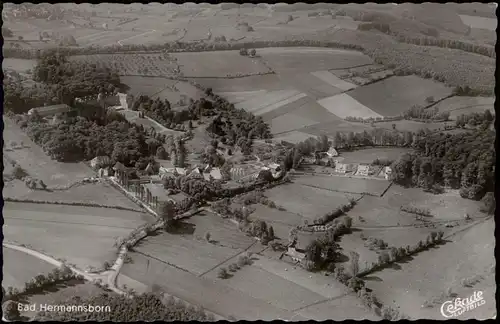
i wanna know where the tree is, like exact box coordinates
[239,48,248,56]
[18,35,24,41]
[2,27,13,37]
[156,146,168,160]
[2,300,20,321]
[205,232,211,242]
[249,49,256,57]
[343,216,352,229]
[349,251,360,277]
[217,267,229,279]
[267,226,275,239]
[480,192,495,215]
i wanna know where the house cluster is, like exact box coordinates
[300,147,339,166]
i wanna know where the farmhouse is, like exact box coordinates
[28,104,71,117]
[203,167,222,181]
[335,163,354,174]
[382,166,393,180]
[286,247,306,263]
[326,147,339,157]
[90,156,112,170]
[158,160,176,175]
[356,164,370,176]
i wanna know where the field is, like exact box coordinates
[120,76,204,104]
[347,76,454,117]
[3,202,154,270]
[192,74,285,92]
[265,182,362,220]
[292,174,391,196]
[3,179,140,210]
[317,93,382,119]
[431,96,495,120]
[337,147,412,164]
[3,247,56,290]
[3,117,95,187]
[259,47,373,74]
[459,14,497,31]
[365,217,494,320]
[69,53,178,76]
[171,51,272,77]
[2,58,37,72]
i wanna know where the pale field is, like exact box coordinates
[293,174,391,196]
[250,204,305,227]
[3,180,141,210]
[2,58,37,72]
[317,93,383,119]
[235,89,301,113]
[459,14,497,31]
[132,229,246,276]
[278,71,344,100]
[171,51,271,77]
[265,183,361,220]
[3,202,154,270]
[311,70,357,91]
[259,95,311,121]
[121,252,306,320]
[259,47,373,74]
[120,76,203,103]
[253,92,308,116]
[187,210,256,250]
[300,119,372,136]
[365,217,495,320]
[3,117,95,187]
[431,96,495,120]
[3,247,56,290]
[338,147,412,164]
[348,76,454,117]
[376,120,449,133]
[219,90,269,103]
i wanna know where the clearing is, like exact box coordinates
[3,202,154,270]
[310,70,357,92]
[3,117,94,187]
[265,182,362,220]
[347,76,453,117]
[337,147,412,164]
[3,247,56,290]
[2,58,37,72]
[171,51,271,77]
[292,174,391,196]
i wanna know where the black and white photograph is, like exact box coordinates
[2,2,496,321]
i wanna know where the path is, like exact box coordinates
[117,29,157,46]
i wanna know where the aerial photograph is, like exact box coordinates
[2,2,496,321]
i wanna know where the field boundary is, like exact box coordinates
[4,197,143,212]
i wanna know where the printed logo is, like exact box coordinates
[440,291,486,318]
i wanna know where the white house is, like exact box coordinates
[383,166,392,180]
[356,164,370,177]
[90,156,111,170]
[335,163,354,174]
[286,247,306,262]
[326,147,338,157]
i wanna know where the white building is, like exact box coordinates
[356,164,370,177]
[335,163,354,174]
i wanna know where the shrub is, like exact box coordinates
[205,232,211,242]
[228,263,238,272]
[2,300,20,321]
[217,267,229,279]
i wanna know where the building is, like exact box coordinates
[209,167,222,180]
[268,163,281,172]
[286,247,306,263]
[90,155,111,170]
[335,163,354,174]
[158,160,176,175]
[326,147,339,157]
[382,166,392,180]
[28,104,71,117]
[356,164,370,177]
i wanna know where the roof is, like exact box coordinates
[176,168,187,175]
[268,163,280,169]
[143,183,168,199]
[91,156,111,163]
[327,147,338,156]
[210,167,222,180]
[358,164,370,171]
[158,160,175,169]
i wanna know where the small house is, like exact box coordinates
[158,160,175,175]
[335,163,354,174]
[90,156,112,170]
[209,167,222,180]
[326,147,338,157]
[383,166,392,180]
[356,164,370,177]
